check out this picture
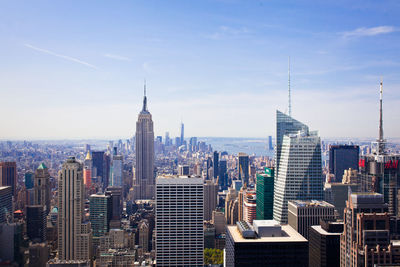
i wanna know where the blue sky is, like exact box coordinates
[1,0,399,139]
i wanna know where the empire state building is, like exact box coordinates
[134,85,155,200]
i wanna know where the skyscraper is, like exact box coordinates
[213,151,219,180]
[275,110,308,179]
[83,151,92,190]
[180,122,184,146]
[0,186,12,224]
[26,205,46,243]
[218,159,228,190]
[256,168,274,220]
[34,163,51,214]
[134,85,155,200]
[329,145,359,182]
[92,151,104,182]
[25,171,34,190]
[204,180,218,221]
[155,176,204,266]
[273,125,323,224]
[111,154,123,187]
[238,153,249,186]
[0,162,17,197]
[58,157,92,261]
[268,136,273,150]
[89,193,111,248]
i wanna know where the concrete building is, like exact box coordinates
[288,200,335,239]
[225,220,308,267]
[0,186,12,223]
[339,192,400,267]
[133,85,155,200]
[155,176,204,266]
[274,125,323,224]
[225,188,238,225]
[58,157,92,261]
[0,161,17,197]
[28,242,49,267]
[34,163,51,214]
[138,219,149,253]
[212,210,226,235]
[177,165,189,176]
[204,180,218,221]
[243,190,257,224]
[309,220,343,267]
[324,182,358,219]
[256,168,274,220]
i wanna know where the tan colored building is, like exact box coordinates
[204,180,218,221]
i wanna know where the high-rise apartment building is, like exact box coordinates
[273,124,323,224]
[256,168,274,220]
[134,87,155,200]
[0,162,17,197]
[34,163,51,214]
[204,180,218,221]
[287,200,335,239]
[329,145,359,182]
[155,176,204,266]
[0,186,12,223]
[238,153,249,186]
[58,157,92,261]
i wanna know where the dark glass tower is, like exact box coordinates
[329,145,359,182]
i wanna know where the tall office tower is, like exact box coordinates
[273,127,323,224]
[213,151,219,180]
[243,189,257,224]
[329,145,359,182]
[83,151,92,190]
[0,186,12,223]
[340,192,400,266]
[238,153,249,186]
[58,157,92,261]
[103,154,111,189]
[92,151,104,182]
[256,168,274,220]
[218,159,228,190]
[0,162,17,197]
[180,122,184,146]
[34,163,51,214]
[134,87,155,200]
[225,188,238,225]
[26,205,46,243]
[226,220,308,267]
[275,110,308,180]
[111,154,123,187]
[268,136,273,150]
[165,132,170,146]
[25,171,34,190]
[155,176,204,266]
[309,220,344,267]
[324,182,358,219]
[89,193,111,253]
[287,200,335,239]
[206,157,213,180]
[359,81,400,216]
[204,180,218,221]
[105,186,122,227]
[177,165,190,176]
[189,137,197,152]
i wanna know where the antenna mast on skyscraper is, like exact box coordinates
[377,78,386,155]
[288,56,292,117]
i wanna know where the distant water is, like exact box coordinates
[199,137,274,157]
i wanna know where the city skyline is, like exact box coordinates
[1,1,400,139]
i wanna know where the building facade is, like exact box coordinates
[0,162,17,197]
[34,163,51,214]
[256,168,274,220]
[329,145,359,183]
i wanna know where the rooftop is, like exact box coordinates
[289,200,334,208]
[227,224,307,243]
[310,225,342,236]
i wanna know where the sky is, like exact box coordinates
[1,0,400,139]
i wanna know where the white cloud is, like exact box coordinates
[104,53,131,61]
[341,26,398,38]
[24,43,97,69]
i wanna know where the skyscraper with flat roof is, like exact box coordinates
[133,85,155,200]
[256,168,274,220]
[238,153,249,186]
[213,151,219,180]
[0,162,17,197]
[155,176,204,266]
[329,145,359,182]
[0,186,12,223]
